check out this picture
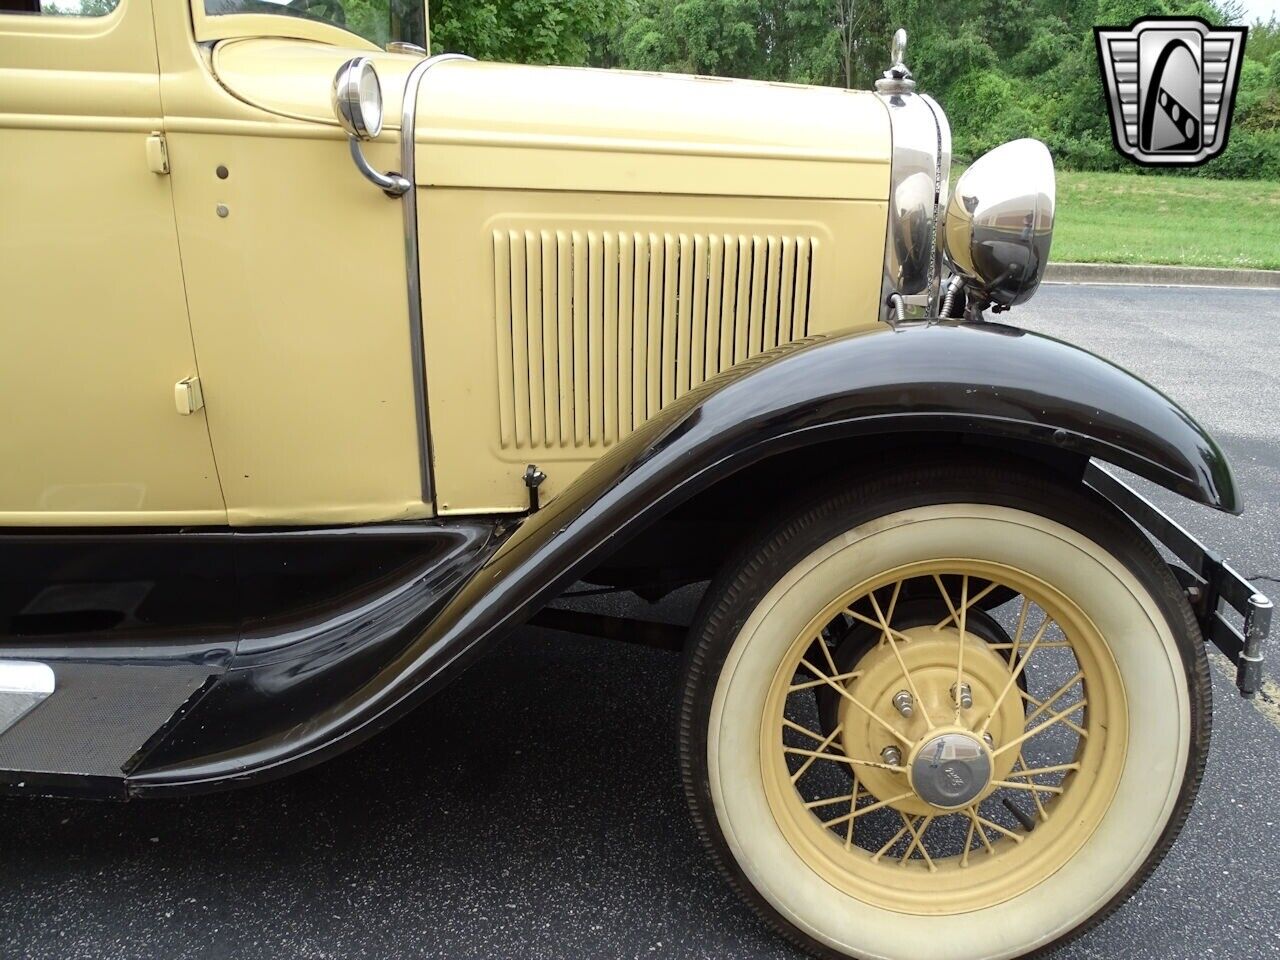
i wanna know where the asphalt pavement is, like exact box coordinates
[2,283,1279,960]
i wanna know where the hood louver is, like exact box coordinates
[493,228,816,451]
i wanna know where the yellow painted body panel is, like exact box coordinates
[413,62,890,514]
[211,38,420,129]
[1,3,892,526]
[162,132,431,526]
[421,192,888,514]
[0,0,226,526]
[416,61,889,200]
[149,3,431,527]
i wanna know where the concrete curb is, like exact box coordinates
[1045,261,1280,289]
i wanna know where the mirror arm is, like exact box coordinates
[348,137,410,198]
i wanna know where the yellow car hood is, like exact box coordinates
[212,40,890,201]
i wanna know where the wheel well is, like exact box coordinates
[580,432,1089,598]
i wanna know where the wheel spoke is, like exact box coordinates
[930,580,1000,630]
[1012,754,1050,822]
[783,719,845,783]
[1008,595,1031,660]
[825,791,915,830]
[783,745,906,774]
[870,822,913,862]
[798,657,913,746]
[971,810,1025,843]
[868,581,935,730]
[1024,671,1085,726]
[816,626,844,678]
[977,618,1052,736]
[805,792,861,811]
[781,717,836,744]
[986,641,1075,651]
[991,700,1088,758]
[1003,762,1081,779]
[955,575,968,722]
[960,815,977,867]
[789,669,861,692]
[844,775,859,849]
[992,779,1064,795]
[930,573,963,628]
[844,609,916,648]
[899,814,937,871]
[964,806,997,856]
[1020,690,1088,737]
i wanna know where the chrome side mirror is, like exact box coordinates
[332,57,409,197]
[333,56,384,139]
[943,139,1055,308]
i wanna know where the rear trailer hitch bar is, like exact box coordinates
[1086,463,1272,698]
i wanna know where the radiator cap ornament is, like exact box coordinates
[875,29,916,95]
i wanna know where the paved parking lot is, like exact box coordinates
[3,283,1279,959]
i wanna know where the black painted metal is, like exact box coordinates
[0,528,238,667]
[1085,463,1270,697]
[0,521,502,797]
[529,607,686,651]
[126,320,1240,795]
[134,521,501,780]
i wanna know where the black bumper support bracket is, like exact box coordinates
[1086,463,1272,698]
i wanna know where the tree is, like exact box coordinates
[428,0,621,65]
[417,0,1274,179]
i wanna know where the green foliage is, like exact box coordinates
[421,0,1276,180]
[428,0,620,65]
[617,0,765,76]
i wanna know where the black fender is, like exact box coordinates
[130,320,1236,793]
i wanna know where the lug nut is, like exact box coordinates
[891,690,914,717]
[951,682,973,710]
[881,745,903,767]
[982,731,994,748]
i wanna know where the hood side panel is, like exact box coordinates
[415,62,890,200]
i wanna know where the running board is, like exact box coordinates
[0,661,215,797]
[0,661,55,739]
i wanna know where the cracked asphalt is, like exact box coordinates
[2,283,1279,959]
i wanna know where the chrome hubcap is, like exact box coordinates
[908,731,992,809]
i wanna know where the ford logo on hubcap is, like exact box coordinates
[909,732,992,809]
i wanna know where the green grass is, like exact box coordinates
[954,167,1280,271]
[1053,170,1280,270]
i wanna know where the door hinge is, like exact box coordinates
[146,133,170,175]
[174,376,204,416]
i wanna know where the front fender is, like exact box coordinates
[131,321,1236,793]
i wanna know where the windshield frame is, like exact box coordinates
[190,0,424,52]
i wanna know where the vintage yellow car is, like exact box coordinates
[0,2,1271,959]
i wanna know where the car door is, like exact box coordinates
[0,0,226,526]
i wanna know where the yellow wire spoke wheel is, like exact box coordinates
[680,461,1210,960]
[761,558,1126,915]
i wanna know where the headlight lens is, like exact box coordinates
[944,139,1055,308]
[332,57,384,140]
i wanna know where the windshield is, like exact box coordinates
[204,0,426,50]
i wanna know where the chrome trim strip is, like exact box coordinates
[920,93,952,312]
[399,52,474,506]
[875,90,945,320]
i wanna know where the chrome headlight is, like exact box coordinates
[875,31,951,319]
[332,57,385,140]
[944,139,1056,308]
